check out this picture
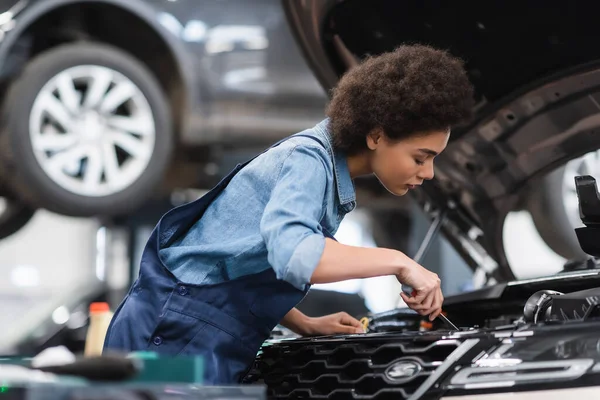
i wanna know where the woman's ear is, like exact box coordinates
[366,128,383,150]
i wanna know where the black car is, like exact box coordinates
[242,0,600,398]
[248,193,600,399]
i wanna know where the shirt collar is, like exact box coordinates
[313,118,356,212]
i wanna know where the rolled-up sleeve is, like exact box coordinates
[260,144,329,291]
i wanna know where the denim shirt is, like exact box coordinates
[158,119,356,291]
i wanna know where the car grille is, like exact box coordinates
[245,335,461,399]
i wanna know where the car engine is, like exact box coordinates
[244,176,600,399]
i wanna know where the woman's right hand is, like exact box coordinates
[309,239,444,320]
[397,260,443,321]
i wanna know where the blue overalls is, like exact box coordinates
[103,134,327,384]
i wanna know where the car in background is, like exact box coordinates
[241,0,600,398]
[0,0,330,219]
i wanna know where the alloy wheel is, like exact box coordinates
[28,65,156,197]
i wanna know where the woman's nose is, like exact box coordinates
[418,163,435,180]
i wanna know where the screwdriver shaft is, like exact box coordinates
[438,313,459,330]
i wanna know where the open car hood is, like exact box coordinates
[285,0,600,282]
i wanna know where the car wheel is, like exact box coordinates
[0,181,36,240]
[0,42,173,217]
[528,149,600,260]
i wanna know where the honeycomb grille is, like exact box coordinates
[246,336,460,399]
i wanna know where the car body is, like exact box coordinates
[243,0,600,398]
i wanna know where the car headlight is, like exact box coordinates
[450,358,592,387]
[442,328,600,394]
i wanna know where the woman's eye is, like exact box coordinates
[415,159,425,166]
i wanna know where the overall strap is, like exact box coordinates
[158,133,327,248]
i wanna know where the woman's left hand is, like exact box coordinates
[303,312,365,336]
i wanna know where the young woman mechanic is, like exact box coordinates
[103,44,475,384]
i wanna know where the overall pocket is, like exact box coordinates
[147,309,209,355]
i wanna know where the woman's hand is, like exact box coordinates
[302,312,365,336]
[397,260,443,321]
[280,308,365,336]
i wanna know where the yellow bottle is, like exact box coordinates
[84,302,113,357]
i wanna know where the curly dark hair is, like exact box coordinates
[326,44,475,155]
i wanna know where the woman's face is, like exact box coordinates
[367,129,450,196]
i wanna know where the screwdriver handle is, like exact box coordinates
[402,288,459,330]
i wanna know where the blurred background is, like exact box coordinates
[0,0,597,358]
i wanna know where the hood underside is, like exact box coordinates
[284,0,600,281]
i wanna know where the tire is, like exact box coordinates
[0,42,173,217]
[527,151,600,260]
[0,180,36,240]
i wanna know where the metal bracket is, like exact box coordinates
[414,207,449,265]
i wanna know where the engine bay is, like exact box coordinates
[369,174,600,334]
[363,271,600,335]
[246,175,600,399]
